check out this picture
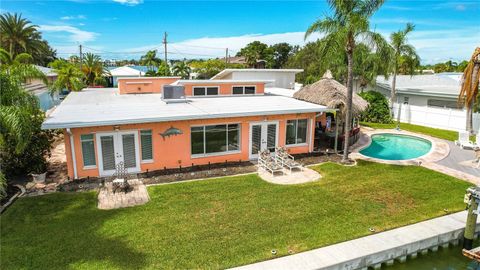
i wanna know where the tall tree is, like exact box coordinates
[388,23,419,115]
[140,50,161,71]
[458,47,480,133]
[0,13,56,65]
[236,41,274,68]
[271,43,293,68]
[81,53,107,86]
[305,0,388,163]
[172,61,191,79]
[49,59,84,93]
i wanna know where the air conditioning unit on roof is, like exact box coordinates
[162,85,186,103]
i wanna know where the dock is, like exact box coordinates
[231,211,480,270]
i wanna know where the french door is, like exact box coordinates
[96,131,140,176]
[249,121,278,159]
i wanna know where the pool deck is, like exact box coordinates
[230,211,480,270]
[351,128,479,184]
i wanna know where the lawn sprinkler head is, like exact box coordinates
[271,249,277,256]
[369,227,376,233]
[444,208,449,213]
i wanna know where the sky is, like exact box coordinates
[1,0,479,64]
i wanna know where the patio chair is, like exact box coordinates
[111,162,131,193]
[274,147,304,173]
[258,150,284,176]
[455,131,476,149]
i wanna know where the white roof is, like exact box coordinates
[34,65,56,77]
[42,88,327,129]
[376,73,462,98]
[109,66,144,77]
[264,87,298,97]
[211,68,304,80]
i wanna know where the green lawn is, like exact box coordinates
[360,122,473,142]
[1,161,471,269]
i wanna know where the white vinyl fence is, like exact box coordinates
[393,103,480,132]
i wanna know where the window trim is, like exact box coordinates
[190,123,241,158]
[231,85,256,95]
[80,133,97,169]
[139,129,154,163]
[285,119,309,147]
[192,86,220,96]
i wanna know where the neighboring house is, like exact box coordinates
[42,70,329,179]
[211,69,303,89]
[107,65,145,87]
[373,73,479,132]
[25,65,60,112]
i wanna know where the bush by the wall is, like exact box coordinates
[359,90,393,124]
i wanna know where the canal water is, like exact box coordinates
[387,243,480,270]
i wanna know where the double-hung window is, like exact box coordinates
[286,119,308,145]
[191,124,240,156]
[232,86,256,95]
[80,134,96,167]
[140,130,153,162]
[193,86,219,96]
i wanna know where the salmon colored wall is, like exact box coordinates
[118,77,180,94]
[66,113,316,179]
[181,82,265,96]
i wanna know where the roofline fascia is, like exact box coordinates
[41,107,329,130]
[376,83,458,99]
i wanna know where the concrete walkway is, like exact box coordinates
[231,211,479,270]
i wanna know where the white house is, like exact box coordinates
[373,73,479,132]
[210,69,303,89]
[108,66,144,87]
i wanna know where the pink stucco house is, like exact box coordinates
[42,69,330,179]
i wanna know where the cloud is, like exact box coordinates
[112,0,143,6]
[60,15,86,20]
[455,4,466,11]
[121,32,322,59]
[39,25,98,43]
[119,29,477,64]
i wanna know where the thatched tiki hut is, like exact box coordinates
[293,71,368,152]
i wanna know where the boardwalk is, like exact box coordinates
[231,211,479,270]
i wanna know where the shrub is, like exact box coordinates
[359,90,393,124]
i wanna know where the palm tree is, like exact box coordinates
[50,60,84,94]
[0,70,39,154]
[81,53,107,86]
[305,0,388,163]
[387,23,419,116]
[0,48,46,83]
[458,47,480,133]
[140,50,160,71]
[172,61,191,79]
[0,13,40,56]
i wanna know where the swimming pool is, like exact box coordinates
[360,133,432,160]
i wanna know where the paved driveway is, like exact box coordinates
[436,140,479,178]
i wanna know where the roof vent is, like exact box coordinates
[162,85,187,103]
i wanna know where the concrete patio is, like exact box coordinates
[258,167,321,185]
[98,179,150,210]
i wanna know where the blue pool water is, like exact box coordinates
[360,134,432,160]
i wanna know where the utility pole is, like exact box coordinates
[163,32,168,64]
[225,48,229,68]
[79,44,83,69]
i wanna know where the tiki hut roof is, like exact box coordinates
[293,71,368,115]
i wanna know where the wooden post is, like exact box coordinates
[464,188,479,250]
[334,111,339,154]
